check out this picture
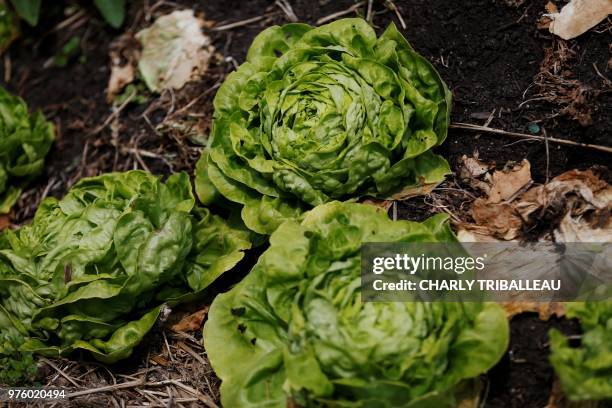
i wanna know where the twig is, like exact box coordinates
[69,379,145,397]
[543,128,550,182]
[39,357,81,388]
[316,2,364,25]
[366,0,374,23]
[213,14,272,31]
[167,380,218,408]
[50,9,87,33]
[275,0,298,22]
[177,342,209,366]
[88,90,135,136]
[3,54,10,83]
[592,62,611,87]
[163,330,175,362]
[450,123,612,154]
[385,0,406,29]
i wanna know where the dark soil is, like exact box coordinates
[1,0,610,406]
[486,314,581,408]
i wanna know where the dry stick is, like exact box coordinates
[3,54,10,83]
[385,0,406,29]
[276,0,298,22]
[317,2,365,25]
[543,128,550,182]
[69,379,145,397]
[212,14,271,31]
[51,9,87,33]
[88,91,135,136]
[177,342,209,366]
[39,357,81,388]
[366,0,374,22]
[450,123,612,154]
[170,380,218,408]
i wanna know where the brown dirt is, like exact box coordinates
[486,314,581,408]
[1,0,610,406]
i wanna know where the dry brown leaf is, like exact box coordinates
[460,154,493,179]
[106,61,134,102]
[150,355,170,367]
[555,211,612,242]
[548,0,612,40]
[387,179,441,201]
[502,301,566,319]
[460,162,611,243]
[471,199,523,240]
[487,160,532,204]
[361,198,394,211]
[456,228,504,242]
[545,1,559,13]
[170,307,209,332]
[458,153,495,194]
[0,215,10,231]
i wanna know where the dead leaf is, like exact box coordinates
[458,153,495,194]
[502,302,566,319]
[170,307,209,332]
[150,355,170,367]
[460,154,494,179]
[555,210,612,242]
[136,9,214,92]
[545,1,559,13]
[488,160,532,203]
[459,164,611,243]
[548,0,612,40]
[456,228,505,242]
[471,199,523,240]
[0,215,9,231]
[107,60,134,102]
[361,198,394,211]
[387,180,440,201]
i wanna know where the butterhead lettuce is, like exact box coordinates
[0,170,250,363]
[0,86,54,214]
[550,302,612,401]
[204,202,508,407]
[196,18,452,234]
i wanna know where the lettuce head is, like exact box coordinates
[0,86,54,214]
[550,302,612,401]
[204,201,508,407]
[0,170,251,363]
[196,19,452,234]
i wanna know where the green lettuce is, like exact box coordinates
[0,86,54,214]
[0,170,251,363]
[550,302,612,401]
[0,2,18,53]
[196,18,452,234]
[204,201,508,407]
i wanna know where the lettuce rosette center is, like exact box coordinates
[197,19,452,234]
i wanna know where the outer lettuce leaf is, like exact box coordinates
[0,170,251,363]
[0,86,54,214]
[196,18,452,234]
[550,302,612,401]
[204,202,508,407]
